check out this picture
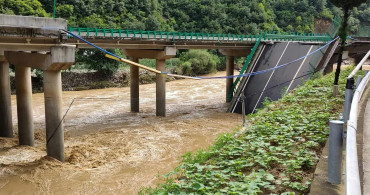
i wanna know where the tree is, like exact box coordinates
[0,0,49,16]
[286,24,294,32]
[329,0,367,86]
[246,23,259,34]
[56,4,73,18]
[76,49,121,77]
[145,14,160,30]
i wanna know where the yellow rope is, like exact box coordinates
[105,54,162,74]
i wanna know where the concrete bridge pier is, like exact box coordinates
[5,46,75,161]
[156,59,166,116]
[226,56,235,102]
[0,51,13,138]
[123,47,176,117]
[130,57,140,112]
[15,66,34,146]
[44,70,64,161]
[220,49,251,102]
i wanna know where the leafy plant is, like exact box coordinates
[178,50,221,76]
[140,68,356,194]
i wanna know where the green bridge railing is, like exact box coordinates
[67,27,332,43]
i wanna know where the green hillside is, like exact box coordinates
[1,0,368,77]
[1,0,369,34]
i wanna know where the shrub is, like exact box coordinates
[180,61,192,75]
[217,56,226,71]
[179,50,220,75]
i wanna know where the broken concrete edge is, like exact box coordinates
[0,14,66,39]
[0,14,67,30]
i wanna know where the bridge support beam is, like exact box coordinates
[130,57,140,112]
[220,49,250,102]
[156,59,166,117]
[123,47,176,117]
[226,56,235,102]
[0,53,13,138]
[15,66,34,146]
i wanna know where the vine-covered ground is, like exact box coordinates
[142,69,355,194]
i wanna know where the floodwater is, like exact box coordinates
[0,71,241,195]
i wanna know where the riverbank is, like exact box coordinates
[143,69,353,194]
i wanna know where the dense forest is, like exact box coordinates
[1,0,369,77]
[1,0,369,34]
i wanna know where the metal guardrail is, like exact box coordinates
[345,50,370,195]
[67,27,332,42]
[67,16,342,42]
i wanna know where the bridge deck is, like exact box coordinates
[229,41,324,114]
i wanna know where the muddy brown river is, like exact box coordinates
[0,71,240,194]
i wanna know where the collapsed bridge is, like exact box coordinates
[1,14,369,162]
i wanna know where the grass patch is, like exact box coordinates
[140,68,356,194]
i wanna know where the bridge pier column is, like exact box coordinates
[0,54,13,138]
[123,47,176,117]
[226,56,235,102]
[15,66,34,146]
[130,57,140,112]
[44,70,64,161]
[4,46,75,162]
[156,59,166,117]
[220,49,251,103]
